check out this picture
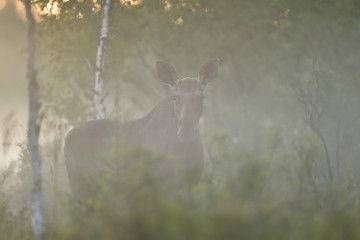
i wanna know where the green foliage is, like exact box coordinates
[2,128,360,239]
[0,201,32,240]
[44,134,360,239]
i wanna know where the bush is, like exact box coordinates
[0,200,32,240]
[48,136,360,240]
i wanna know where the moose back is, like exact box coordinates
[64,59,219,194]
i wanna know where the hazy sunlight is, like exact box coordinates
[0,0,6,10]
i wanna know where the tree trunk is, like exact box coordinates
[23,0,45,239]
[94,0,113,119]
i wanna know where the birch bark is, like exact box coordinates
[94,0,113,119]
[23,0,45,239]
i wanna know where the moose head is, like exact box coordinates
[156,58,219,141]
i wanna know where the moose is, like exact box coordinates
[64,58,219,195]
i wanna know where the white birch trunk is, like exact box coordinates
[94,0,113,119]
[23,0,45,239]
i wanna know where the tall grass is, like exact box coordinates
[52,134,360,239]
[1,131,360,239]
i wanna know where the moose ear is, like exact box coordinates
[199,58,219,85]
[157,60,177,86]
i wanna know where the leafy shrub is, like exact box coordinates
[0,200,32,240]
[48,135,360,240]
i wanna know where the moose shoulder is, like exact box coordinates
[64,59,219,194]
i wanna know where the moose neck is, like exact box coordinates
[139,96,201,152]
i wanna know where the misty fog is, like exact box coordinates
[1,0,360,239]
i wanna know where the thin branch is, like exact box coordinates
[85,58,95,74]
[292,56,333,182]
[83,0,100,37]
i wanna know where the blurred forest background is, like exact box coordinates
[1,0,360,239]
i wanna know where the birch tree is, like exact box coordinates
[94,0,113,119]
[23,0,46,239]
